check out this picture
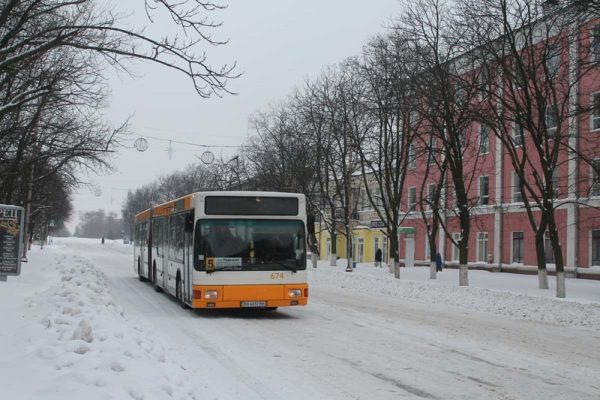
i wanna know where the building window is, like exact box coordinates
[356,238,364,263]
[410,110,419,126]
[550,168,559,198]
[427,183,437,210]
[512,114,525,146]
[452,232,461,262]
[513,172,523,202]
[591,160,600,196]
[592,230,600,266]
[591,24,600,63]
[479,176,489,205]
[591,92,600,131]
[512,60,526,90]
[544,233,555,264]
[512,232,524,263]
[546,105,558,138]
[408,144,417,169]
[408,187,416,212]
[428,136,437,165]
[546,43,560,77]
[479,67,490,100]
[477,232,488,262]
[479,124,490,154]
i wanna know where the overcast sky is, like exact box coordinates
[68,0,402,233]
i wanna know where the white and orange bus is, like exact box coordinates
[133,191,310,310]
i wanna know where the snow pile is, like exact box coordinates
[310,263,600,331]
[20,251,203,400]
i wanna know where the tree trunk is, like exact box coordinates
[459,264,468,286]
[390,230,400,278]
[345,226,353,272]
[459,245,469,286]
[394,259,400,279]
[311,252,317,268]
[330,230,337,266]
[330,253,337,266]
[534,232,549,289]
[430,260,437,279]
[548,218,566,298]
[556,271,566,298]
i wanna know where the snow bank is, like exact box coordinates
[13,250,204,400]
[310,262,600,331]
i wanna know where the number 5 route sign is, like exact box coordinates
[0,205,25,281]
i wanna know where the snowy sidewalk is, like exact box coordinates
[309,260,600,331]
[0,243,205,400]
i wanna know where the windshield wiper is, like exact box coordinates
[205,266,242,274]
[273,261,298,273]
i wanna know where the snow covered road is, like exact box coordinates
[2,238,599,399]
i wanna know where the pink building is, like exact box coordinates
[394,16,600,271]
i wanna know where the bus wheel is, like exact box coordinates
[176,275,187,309]
[138,258,146,282]
[153,263,162,293]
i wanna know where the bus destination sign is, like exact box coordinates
[0,205,24,280]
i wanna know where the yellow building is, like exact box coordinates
[316,221,390,264]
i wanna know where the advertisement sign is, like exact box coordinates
[0,205,24,280]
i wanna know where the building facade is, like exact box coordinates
[317,13,600,271]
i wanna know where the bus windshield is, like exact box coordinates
[194,219,306,272]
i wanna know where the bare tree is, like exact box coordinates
[397,0,487,286]
[458,0,599,297]
[350,33,419,278]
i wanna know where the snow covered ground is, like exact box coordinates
[1,238,599,400]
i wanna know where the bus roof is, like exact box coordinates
[134,191,305,222]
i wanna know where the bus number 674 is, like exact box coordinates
[270,272,284,280]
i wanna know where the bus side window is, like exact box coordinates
[193,221,205,270]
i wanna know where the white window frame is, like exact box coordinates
[478,175,489,205]
[546,105,558,138]
[511,231,524,264]
[408,144,417,169]
[477,232,488,263]
[408,187,416,212]
[591,92,600,132]
[425,234,431,260]
[591,159,600,197]
[427,183,437,210]
[591,24,600,64]
[479,124,490,154]
[478,67,490,101]
[591,230,600,267]
[512,114,524,146]
[512,172,523,203]
[451,232,461,262]
[546,43,560,77]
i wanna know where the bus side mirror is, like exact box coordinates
[185,213,194,233]
[307,215,315,235]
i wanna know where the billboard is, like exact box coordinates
[0,205,24,279]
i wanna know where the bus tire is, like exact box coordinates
[153,262,162,293]
[176,273,188,309]
[138,257,146,282]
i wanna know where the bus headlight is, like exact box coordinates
[288,289,302,298]
[205,290,218,299]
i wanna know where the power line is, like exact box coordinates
[130,133,243,149]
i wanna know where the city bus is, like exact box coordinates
[133,191,311,310]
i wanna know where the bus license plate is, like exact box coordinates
[241,301,266,308]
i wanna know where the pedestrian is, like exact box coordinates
[101,236,105,245]
[375,248,383,267]
[435,252,443,272]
